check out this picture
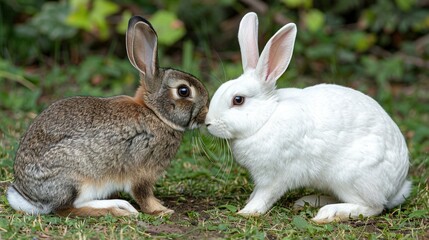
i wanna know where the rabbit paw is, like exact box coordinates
[312,204,345,224]
[73,199,139,217]
[237,191,274,216]
[237,208,262,217]
[311,203,383,224]
[112,200,140,215]
[237,202,266,216]
[142,196,174,216]
[153,208,175,216]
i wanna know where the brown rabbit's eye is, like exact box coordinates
[233,96,245,105]
[178,85,190,97]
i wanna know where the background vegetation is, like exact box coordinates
[1,0,428,239]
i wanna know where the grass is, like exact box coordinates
[0,63,428,239]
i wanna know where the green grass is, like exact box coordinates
[1,130,428,239]
[1,68,428,239]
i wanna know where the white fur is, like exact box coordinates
[74,200,138,214]
[206,12,411,223]
[73,180,132,207]
[7,186,52,215]
[73,180,138,215]
[239,12,259,71]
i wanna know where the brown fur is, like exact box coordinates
[56,206,136,217]
[7,16,209,217]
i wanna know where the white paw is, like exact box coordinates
[237,203,266,217]
[311,203,383,224]
[112,200,139,214]
[75,199,139,215]
[312,205,344,224]
[237,209,262,217]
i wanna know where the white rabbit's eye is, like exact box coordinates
[233,96,245,106]
[177,85,190,97]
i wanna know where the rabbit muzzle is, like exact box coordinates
[189,105,208,129]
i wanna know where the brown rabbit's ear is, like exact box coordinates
[126,16,160,91]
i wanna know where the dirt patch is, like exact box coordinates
[137,221,189,235]
[141,195,224,239]
[163,195,215,221]
[141,223,221,240]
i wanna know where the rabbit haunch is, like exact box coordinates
[205,12,410,223]
[7,16,209,217]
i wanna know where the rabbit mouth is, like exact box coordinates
[188,120,201,130]
[188,106,208,129]
[206,121,232,139]
[188,111,207,129]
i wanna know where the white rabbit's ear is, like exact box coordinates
[256,23,297,87]
[126,16,159,84]
[238,12,259,72]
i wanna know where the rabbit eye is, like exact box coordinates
[233,96,245,106]
[177,85,190,97]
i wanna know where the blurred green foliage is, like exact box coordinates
[2,0,427,81]
[67,0,119,40]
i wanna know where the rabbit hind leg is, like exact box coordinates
[56,199,139,217]
[311,203,383,224]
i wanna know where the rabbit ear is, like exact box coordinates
[255,23,297,87]
[126,16,159,90]
[238,12,259,72]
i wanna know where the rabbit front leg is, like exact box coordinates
[131,181,174,216]
[238,182,286,216]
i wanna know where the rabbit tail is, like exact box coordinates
[7,184,52,215]
[385,180,412,209]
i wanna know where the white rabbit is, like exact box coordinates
[205,12,411,223]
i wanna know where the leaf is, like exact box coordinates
[66,0,91,30]
[291,216,309,230]
[340,31,376,52]
[150,10,186,46]
[282,0,312,8]
[219,204,238,212]
[305,9,325,32]
[409,209,429,218]
[30,2,77,40]
[395,0,416,12]
[355,33,376,52]
[66,0,119,40]
[91,0,119,39]
[305,43,335,59]
[116,10,132,34]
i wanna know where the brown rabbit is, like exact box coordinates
[7,16,209,217]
